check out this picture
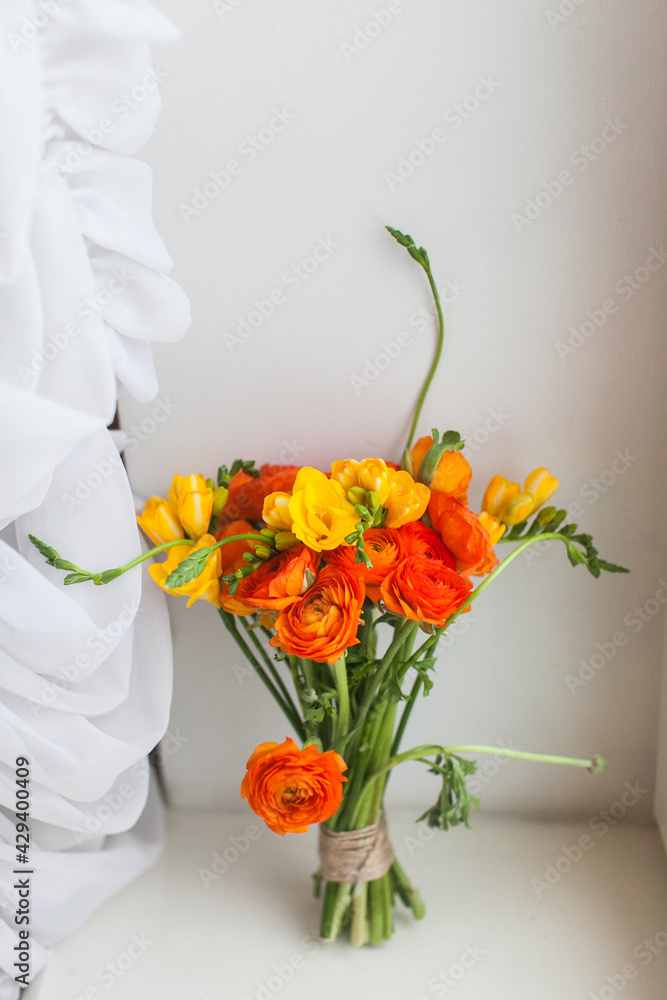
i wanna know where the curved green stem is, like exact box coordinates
[240,616,302,726]
[365,743,605,791]
[390,673,423,756]
[218,610,305,739]
[405,266,444,455]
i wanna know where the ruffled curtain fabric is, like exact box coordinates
[0,2,190,995]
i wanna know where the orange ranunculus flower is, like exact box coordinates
[383,470,430,528]
[149,533,222,607]
[380,555,472,627]
[410,436,472,503]
[428,493,498,578]
[137,497,184,546]
[269,564,365,663]
[215,519,259,573]
[221,464,300,524]
[397,521,456,569]
[327,527,405,602]
[241,737,348,835]
[233,545,319,611]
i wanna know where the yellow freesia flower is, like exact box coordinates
[383,470,430,528]
[331,458,392,506]
[501,493,535,526]
[282,467,359,551]
[482,475,520,520]
[482,468,559,526]
[137,497,184,546]
[168,473,213,539]
[524,468,559,508]
[477,511,506,545]
[262,492,295,532]
[149,534,222,607]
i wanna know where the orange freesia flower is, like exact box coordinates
[149,534,222,607]
[221,464,300,524]
[410,436,472,503]
[397,521,456,569]
[380,555,472,627]
[233,545,319,611]
[137,497,184,546]
[270,564,365,663]
[428,493,498,578]
[383,470,430,528]
[327,527,405,602]
[241,737,348,835]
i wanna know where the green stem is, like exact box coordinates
[390,673,422,756]
[218,610,305,739]
[365,743,604,791]
[352,620,417,747]
[240,617,302,727]
[404,266,444,455]
[332,657,350,742]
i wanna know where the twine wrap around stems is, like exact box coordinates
[319,814,394,884]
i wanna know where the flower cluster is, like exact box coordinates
[137,444,541,664]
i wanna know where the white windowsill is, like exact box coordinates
[28,809,667,1000]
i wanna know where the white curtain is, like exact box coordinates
[0,2,190,995]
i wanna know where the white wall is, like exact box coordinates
[120,0,667,821]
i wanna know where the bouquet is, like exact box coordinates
[31,227,627,946]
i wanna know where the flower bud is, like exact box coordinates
[212,486,228,516]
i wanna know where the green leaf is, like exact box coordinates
[165,544,216,589]
[417,752,480,831]
[385,226,415,248]
[596,559,630,574]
